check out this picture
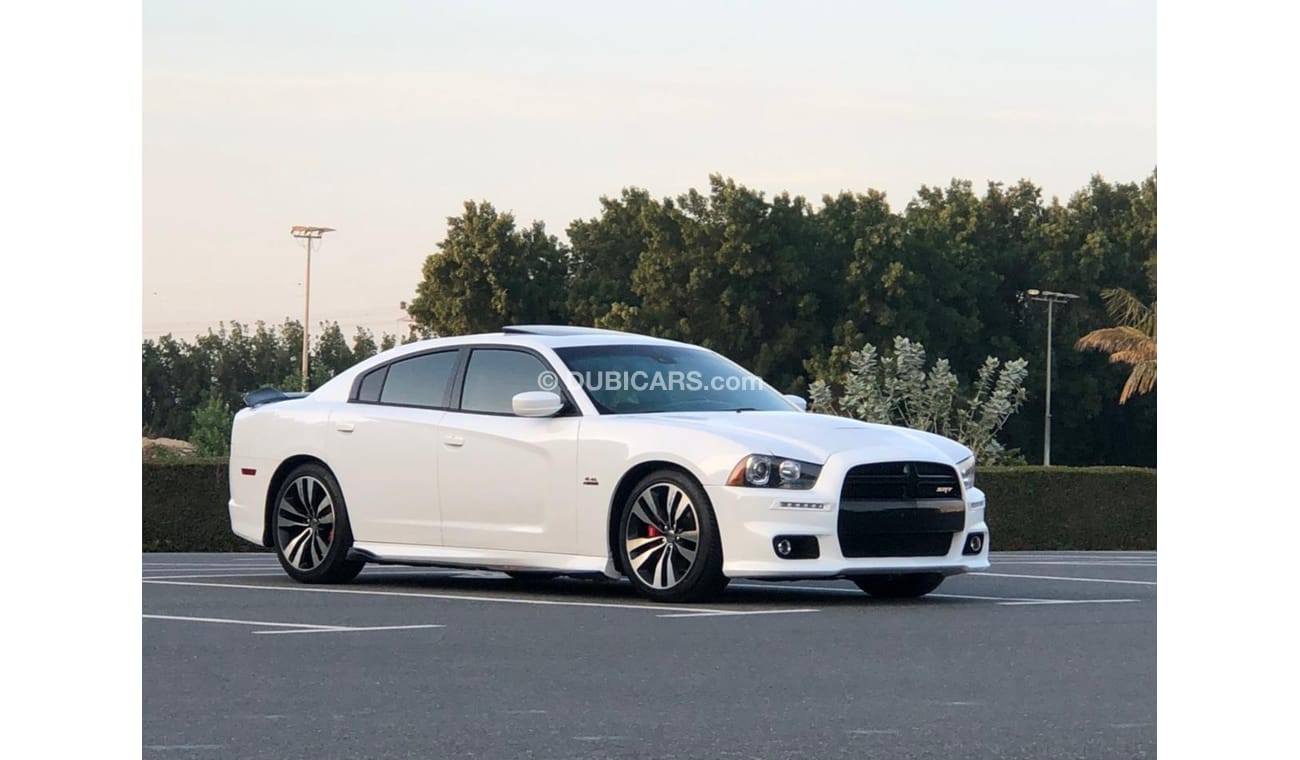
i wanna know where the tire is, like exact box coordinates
[271,463,365,584]
[850,572,945,598]
[617,469,728,603]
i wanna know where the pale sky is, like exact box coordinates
[143,0,1155,341]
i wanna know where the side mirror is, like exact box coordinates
[512,391,564,418]
[783,394,808,412]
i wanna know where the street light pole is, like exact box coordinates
[1025,288,1079,466]
[290,226,335,392]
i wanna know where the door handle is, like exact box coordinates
[335,422,355,433]
[443,434,465,447]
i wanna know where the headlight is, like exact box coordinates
[957,455,976,490]
[727,455,822,489]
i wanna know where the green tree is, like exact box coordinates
[190,391,234,457]
[407,201,569,335]
[351,327,379,361]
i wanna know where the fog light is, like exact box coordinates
[772,535,820,560]
[963,532,985,555]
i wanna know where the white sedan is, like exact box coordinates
[228,326,989,602]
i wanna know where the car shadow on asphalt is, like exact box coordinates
[346,570,970,608]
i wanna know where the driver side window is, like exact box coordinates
[459,349,554,415]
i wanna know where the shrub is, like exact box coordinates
[142,461,1154,552]
[189,391,234,458]
[809,337,1029,464]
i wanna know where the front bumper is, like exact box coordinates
[706,470,989,580]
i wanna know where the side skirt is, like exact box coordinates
[348,541,610,575]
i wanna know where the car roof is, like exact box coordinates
[381,326,690,357]
[308,326,708,400]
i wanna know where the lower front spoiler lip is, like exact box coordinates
[722,555,991,580]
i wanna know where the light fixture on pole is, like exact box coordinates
[1025,288,1080,466]
[289,226,335,391]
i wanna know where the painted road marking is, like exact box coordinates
[731,582,1138,606]
[143,613,443,635]
[993,556,1159,563]
[658,608,820,619]
[142,578,806,616]
[253,624,444,635]
[971,571,1157,586]
[999,598,1140,606]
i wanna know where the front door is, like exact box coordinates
[437,348,580,553]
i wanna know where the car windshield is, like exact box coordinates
[553,344,792,414]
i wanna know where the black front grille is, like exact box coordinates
[841,461,961,501]
[838,461,963,559]
[838,532,955,558]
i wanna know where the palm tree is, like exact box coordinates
[1076,288,1156,404]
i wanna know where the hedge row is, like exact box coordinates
[143,460,265,552]
[142,462,1155,553]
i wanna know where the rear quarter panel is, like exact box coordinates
[228,400,334,545]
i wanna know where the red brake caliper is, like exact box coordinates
[647,525,661,538]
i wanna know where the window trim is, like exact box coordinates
[347,347,466,410]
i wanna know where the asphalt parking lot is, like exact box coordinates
[143,551,1155,759]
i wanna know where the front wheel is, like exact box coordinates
[272,463,365,584]
[618,470,728,603]
[850,572,945,598]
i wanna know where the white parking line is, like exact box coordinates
[731,582,1138,606]
[142,578,799,616]
[993,561,1156,567]
[142,573,287,580]
[658,608,820,619]
[143,613,342,630]
[143,613,444,635]
[253,624,444,635]
[971,571,1157,586]
[999,598,1140,606]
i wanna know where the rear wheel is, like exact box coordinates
[850,572,945,598]
[272,463,365,584]
[618,470,728,603]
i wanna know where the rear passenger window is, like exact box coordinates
[460,349,552,414]
[378,351,458,408]
[356,366,387,403]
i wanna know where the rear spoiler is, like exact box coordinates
[243,387,309,408]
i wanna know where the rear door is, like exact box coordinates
[326,348,462,547]
[437,347,581,553]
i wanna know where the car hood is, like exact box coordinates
[637,411,972,465]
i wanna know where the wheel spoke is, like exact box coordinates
[662,545,677,587]
[668,487,689,530]
[627,535,666,559]
[295,478,309,514]
[631,542,665,577]
[310,532,327,567]
[631,497,663,532]
[317,501,335,525]
[650,487,673,529]
[279,498,308,522]
[674,541,697,563]
[284,528,312,568]
[307,477,321,515]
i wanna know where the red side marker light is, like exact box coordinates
[241,468,257,476]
